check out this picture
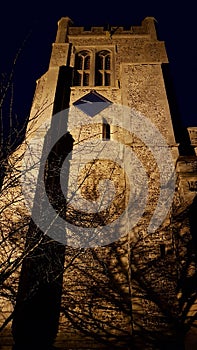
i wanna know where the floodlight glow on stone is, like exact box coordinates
[73,90,112,117]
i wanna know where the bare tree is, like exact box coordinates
[0,64,197,350]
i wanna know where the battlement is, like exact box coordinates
[188,127,197,155]
[68,25,145,35]
[55,17,158,43]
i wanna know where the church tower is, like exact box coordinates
[2,16,196,350]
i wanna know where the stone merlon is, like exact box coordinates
[55,16,158,41]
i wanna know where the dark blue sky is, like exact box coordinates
[0,1,197,130]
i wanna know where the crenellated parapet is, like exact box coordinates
[1,15,197,350]
[55,16,158,41]
[187,126,197,155]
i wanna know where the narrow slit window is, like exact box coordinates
[102,123,110,140]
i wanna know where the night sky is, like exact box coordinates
[0,1,197,132]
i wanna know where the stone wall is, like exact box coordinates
[0,16,197,350]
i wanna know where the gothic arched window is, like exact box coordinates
[73,50,90,86]
[95,50,111,86]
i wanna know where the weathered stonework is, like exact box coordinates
[0,16,197,350]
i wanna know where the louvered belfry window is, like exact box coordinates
[73,50,90,86]
[95,50,111,86]
[73,49,112,87]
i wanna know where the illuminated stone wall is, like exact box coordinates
[0,16,197,350]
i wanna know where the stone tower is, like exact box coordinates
[1,16,197,350]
